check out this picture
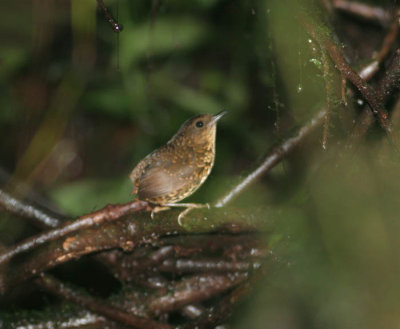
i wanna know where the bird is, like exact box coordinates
[129,111,226,225]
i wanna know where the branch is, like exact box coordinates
[378,48,400,101]
[0,199,150,266]
[0,207,266,293]
[147,273,247,315]
[214,109,326,207]
[36,274,172,329]
[332,0,391,26]
[0,239,148,328]
[183,266,264,328]
[96,0,123,33]
[0,189,62,229]
[99,234,266,282]
[211,11,399,209]
[157,258,256,273]
[352,48,400,138]
[302,17,392,133]
[2,309,115,329]
[359,8,400,80]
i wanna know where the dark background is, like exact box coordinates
[1,0,400,328]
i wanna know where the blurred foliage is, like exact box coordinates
[2,0,320,211]
[233,141,400,329]
[1,0,400,328]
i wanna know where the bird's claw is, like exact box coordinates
[177,203,211,226]
[177,212,184,226]
[177,208,190,226]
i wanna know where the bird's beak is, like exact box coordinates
[209,110,227,126]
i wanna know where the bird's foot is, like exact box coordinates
[163,203,210,226]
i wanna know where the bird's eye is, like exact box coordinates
[196,121,204,128]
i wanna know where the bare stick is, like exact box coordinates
[147,273,247,314]
[36,274,172,329]
[378,48,400,101]
[341,74,348,106]
[0,208,263,292]
[347,9,400,138]
[4,312,114,329]
[332,0,391,26]
[302,17,392,133]
[353,48,400,137]
[100,234,266,281]
[214,109,326,208]
[183,265,265,328]
[359,8,400,80]
[322,49,332,150]
[0,189,61,228]
[96,0,123,33]
[0,200,150,265]
[157,258,256,273]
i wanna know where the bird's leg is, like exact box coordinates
[163,203,210,226]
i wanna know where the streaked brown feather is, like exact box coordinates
[138,163,195,201]
[129,112,225,205]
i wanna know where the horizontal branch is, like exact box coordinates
[157,258,257,273]
[0,207,268,293]
[147,273,247,314]
[333,0,391,26]
[183,266,264,328]
[0,199,150,266]
[99,233,266,282]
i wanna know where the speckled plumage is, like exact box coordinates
[130,112,225,205]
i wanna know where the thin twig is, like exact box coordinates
[390,95,400,128]
[4,312,116,329]
[375,8,400,63]
[96,0,123,33]
[0,239,136,328]
[157,258,256,273]
[0,189,62,228]
[322,48,332,150]
[378,48,400,102]
[341,74,348,106]
[302,17,392,133]
[0,200,150,265]
[183,266,266,328]
[214,109,326,208]
[352,48,400,138]
[100,234,266,282]
[332,0,391,26]
[0,208,263,293]
[147,273,248,314]
[0,168,67,226]
[36,273,172,329]
[359,8,400,80]
[346,8,400,138]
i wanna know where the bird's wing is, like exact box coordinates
[138,158,196,202]
[129,156,150,195]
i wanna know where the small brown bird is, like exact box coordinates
[130,111,226,224]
